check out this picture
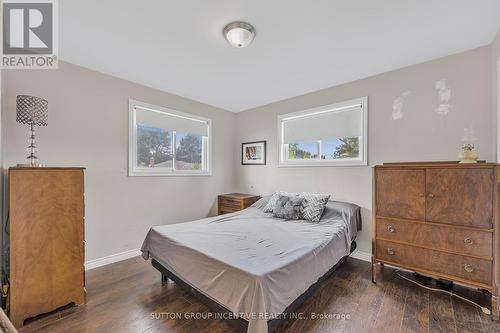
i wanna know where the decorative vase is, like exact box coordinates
[458,143,478,164]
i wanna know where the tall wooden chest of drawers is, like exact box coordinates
[372,162,499,317]
[8,167,86,327]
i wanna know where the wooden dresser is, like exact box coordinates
[9,167,86,328]
[372,162,499,317]
[218,193,261,215]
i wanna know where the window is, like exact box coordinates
[278,97,368,167]
[129,100,211,176]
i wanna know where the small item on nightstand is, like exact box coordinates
[218,193,260,215]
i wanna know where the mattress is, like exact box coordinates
[141,201,360,333]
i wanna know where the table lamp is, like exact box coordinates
[16,95,48,167]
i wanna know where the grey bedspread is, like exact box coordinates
[141,202,359,333]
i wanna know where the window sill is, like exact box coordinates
[128,170,212,177]
[278,160,367,168]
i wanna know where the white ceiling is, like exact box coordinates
[60,0,500,112]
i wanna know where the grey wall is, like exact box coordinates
[0,67,4,278]
[492,29,500,161]
[235,46,493,253]
[2,45,495,260]
[2,62,237,261]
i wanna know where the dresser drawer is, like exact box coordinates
[219,203,242,213]
[376,240,492,286]
[376,218,493,259]
[219,206,240,214]
[219,197,242,208]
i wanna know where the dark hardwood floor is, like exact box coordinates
[18,257,499,333]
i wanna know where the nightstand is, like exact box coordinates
[218,193,261,215]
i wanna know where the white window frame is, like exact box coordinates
[128,99,212,176]
[277,97,368,167]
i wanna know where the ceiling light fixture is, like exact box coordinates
[223,21,255,48]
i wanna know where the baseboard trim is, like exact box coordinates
[85,248,141,271]
[350,250,371,262]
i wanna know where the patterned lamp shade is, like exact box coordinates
[16,95,48,126]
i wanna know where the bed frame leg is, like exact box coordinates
[161,273,170,284]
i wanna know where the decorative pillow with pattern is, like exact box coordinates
[300,192,331,222]
[263,191,298,213]
[263,192,280,213]
[272,195,305,220]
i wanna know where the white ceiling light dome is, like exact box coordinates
[223,22,256,48]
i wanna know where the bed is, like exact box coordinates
[141,196,361,333]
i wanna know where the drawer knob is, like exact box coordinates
[464,264,474,273]
[463,237,473,245]
[387,248,395,255]
[427,193,435,198]
[387,225,396,233]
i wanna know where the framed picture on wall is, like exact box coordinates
[241,141,266,165]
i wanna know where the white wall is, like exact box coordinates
[2,61,237,261]
[235,46,493,253]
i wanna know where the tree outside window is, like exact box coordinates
[175,133,203,170]
[137,125,172,168]
[333,138,359,159]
